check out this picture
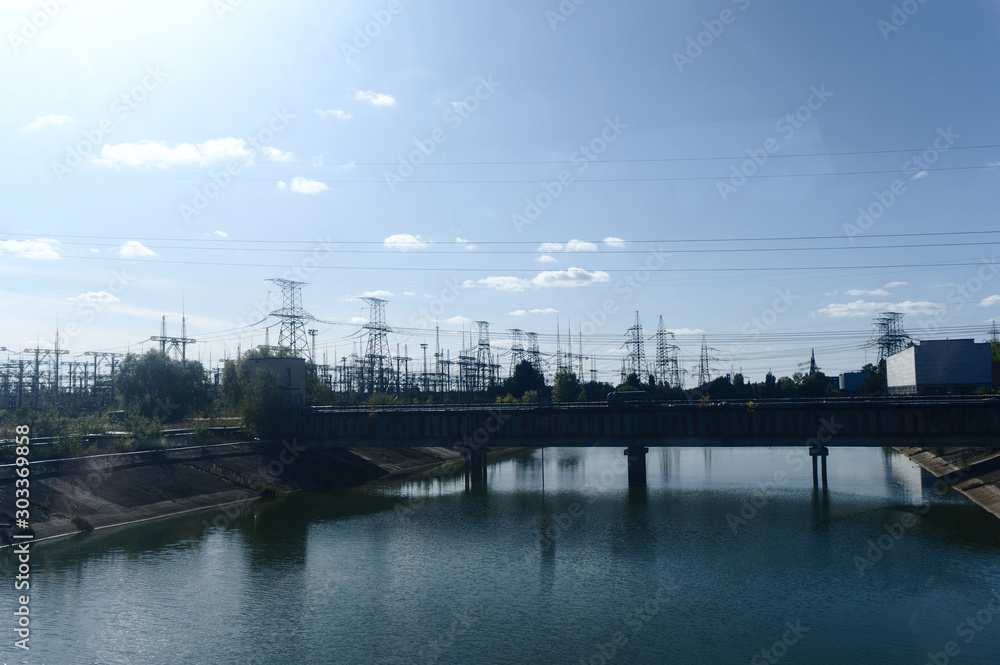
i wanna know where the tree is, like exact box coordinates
[240,368,291,438]
[858,361,887,395]
[221,346,298,437]
[799,371,830,397]
[306,362,335,405]
[113,350,210,423]
[552,369,582,402]
[502,360,546,399]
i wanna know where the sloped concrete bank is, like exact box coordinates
[895,446,1000,520]
[0,440,502,547]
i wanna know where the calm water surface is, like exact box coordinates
[4,446,1000,664]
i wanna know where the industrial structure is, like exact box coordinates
[887,338,992,395]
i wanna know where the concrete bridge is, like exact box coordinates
[294,397,1000,486]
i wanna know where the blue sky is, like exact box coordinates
[2,0,999,384]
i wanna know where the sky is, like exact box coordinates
[2,0,1000,384]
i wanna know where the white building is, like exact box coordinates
[886,339,992,395]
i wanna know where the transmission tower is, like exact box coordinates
[507,328,525,376]
[697,335,711,387]
[475,321,492,391]
[526,332,541,375]
[623,311,646,380]
[867,312,909,364]
[653,316,679,386]
[267,278,314,358]
[362,297,393,393]
[798,348,820,375]
[149,315,197,360]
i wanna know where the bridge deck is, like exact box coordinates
[295,398,1000,448]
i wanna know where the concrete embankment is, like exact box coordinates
[0,440,476,546]
[895,446,1000,520]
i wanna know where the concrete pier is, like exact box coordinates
[625,446,649,487]
[809,445,829,488]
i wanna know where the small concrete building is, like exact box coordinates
[839,371,867,394]
[886,339,992,395]
[246,357,307,406]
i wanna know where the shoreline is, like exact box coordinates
[894,446,1000,520]
[0,440,522,548]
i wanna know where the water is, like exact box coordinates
[5,447,1000,665]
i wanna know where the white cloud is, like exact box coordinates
[531,267,610,288]
[118,240,156,257]
[536,255,557,263]
[384,233,428,250]
[69,291,118,304]
[95,138,252,168]
[24,114,73,131]
[475,276,531,292]
[845,288,890,297]
[455,237,477,250]
[403,291,416,296]
[508,307,559,316]
[538,242,564,252]
[446,315,471,324]
[348,316,368,324]
[670,328,705,336]
[844,281,908,297]
[354,90,396,107]
[603,237,626,248]
[980,295,1000,307]
[818,300,945,318]
[89,247,99,253]
[565,239,598,252]
[209,230,228,238]
[911,171,929,180]
[262,146,294,162]
[315,108,352,120]
[472,268,609,291]
[0,238,60,260]
[277,181,287,189]
[288,177,328,194]
[362,290,394,298]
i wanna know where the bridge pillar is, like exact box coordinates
[624,446,649,487]
[465,448,488,486]
[809,445,829,488]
